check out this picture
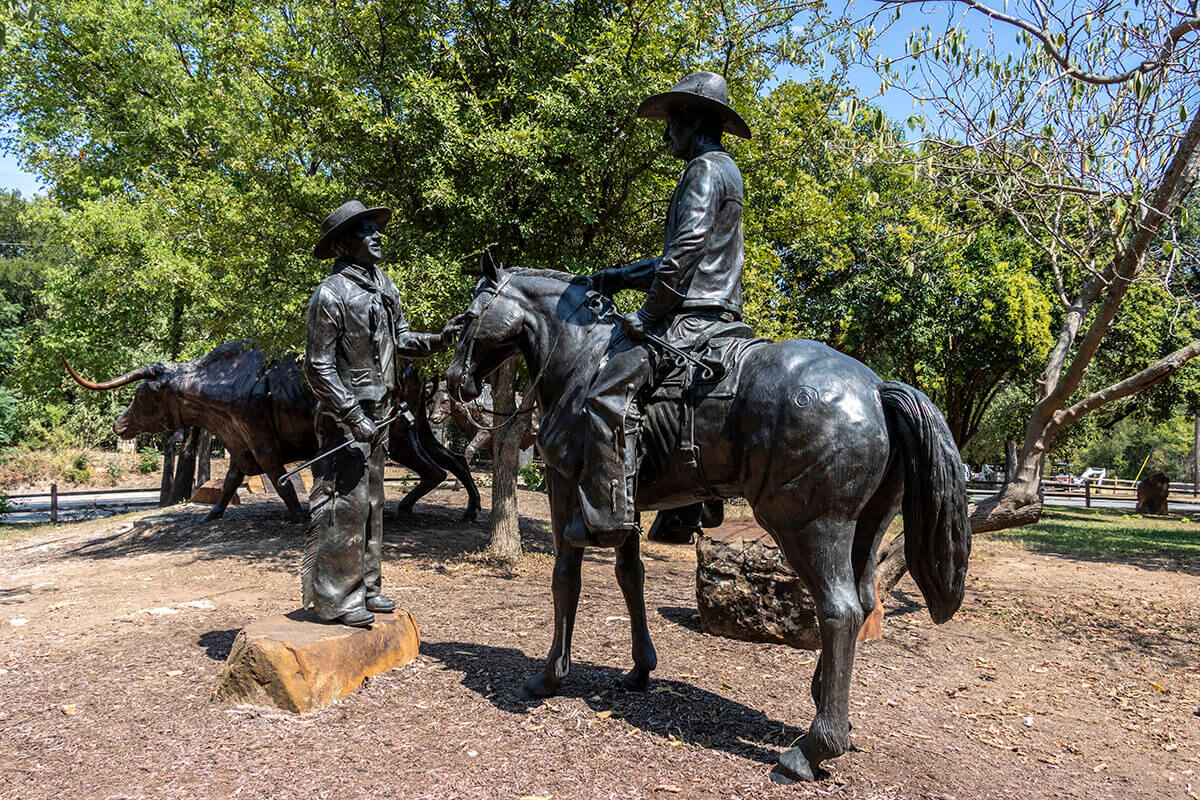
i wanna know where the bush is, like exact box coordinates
[0,487,10,520]
[518,462,544,490]
[137,449,159,474]
[106,458,123,483]
[62,452,91,484]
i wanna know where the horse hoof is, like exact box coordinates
[619,667,651,692]
[396,504,415,517]
[462,510,478,523]
[771,748,817,783]
[523,673,561,698]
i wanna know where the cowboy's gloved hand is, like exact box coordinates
[439,313,469,347]
[349,416,377,444]
[589,267,625,297]
[620,311,648,339]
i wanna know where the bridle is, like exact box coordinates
[452,272,614,432]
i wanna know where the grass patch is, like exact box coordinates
[980,507,1200,563]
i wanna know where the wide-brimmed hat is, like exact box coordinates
[312,200,393,260]
[636,71,752,140]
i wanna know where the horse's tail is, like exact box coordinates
[879,381,971,624]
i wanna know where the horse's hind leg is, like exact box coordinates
[768,519,863,783]
[811,456,903,711]
[615,531,656,690]
[525,471,584,698]
[392,436,446,518]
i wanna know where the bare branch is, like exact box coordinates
[1054,341,1200,429]
[876,0,1200,84]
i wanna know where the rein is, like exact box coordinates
[454,276,612,433]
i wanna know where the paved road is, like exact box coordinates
[970,492,1200,513]
[4,490,162,524]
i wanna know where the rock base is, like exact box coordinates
[214,608,420,712]
[189,478,239,506]
[1136,471,1170,514]
[696,518,881,650]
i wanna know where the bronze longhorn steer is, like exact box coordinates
[63,342,480,522]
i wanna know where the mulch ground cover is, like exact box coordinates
[0,490,1197,799]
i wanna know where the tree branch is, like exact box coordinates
[878,0,1200,85]
[1053,341,1200,429]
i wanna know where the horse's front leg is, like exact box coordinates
[524,472,584,698]
[615,530,656,690]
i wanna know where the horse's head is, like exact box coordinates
[445,252,527,402]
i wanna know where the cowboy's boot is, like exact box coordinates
[565,408,642,547]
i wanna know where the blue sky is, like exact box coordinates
[1,152,41,196]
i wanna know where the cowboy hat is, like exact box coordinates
[635,71,752,140]
[312,200,393,260]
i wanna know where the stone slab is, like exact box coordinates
[696,518,882,650]
[189,477,239,506]
[213,608,420,713]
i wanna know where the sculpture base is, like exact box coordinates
[696,518,881,649]
[214,608,420,712]
[189,478,239,506]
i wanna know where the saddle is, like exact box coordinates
[645,320,769,468]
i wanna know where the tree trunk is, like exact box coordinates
[1194,411,1199,496]
[1004,439,1017,483]
[487,360,522,561]
[159,433,177,507]
[168,427,201,503]
[196,429,211,486]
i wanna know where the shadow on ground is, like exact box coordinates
[198,629,240,661]
[56,495,555,566]
[420,639,806,765]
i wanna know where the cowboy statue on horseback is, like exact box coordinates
[565,71,752,546]
[444,71,970,785]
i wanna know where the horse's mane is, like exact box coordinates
[507,267,590,287]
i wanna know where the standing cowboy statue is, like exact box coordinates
[302,200,463,627]
[568,71,751,546]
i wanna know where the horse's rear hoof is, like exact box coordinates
[523,672,561,698]
[619,667,651,692]
[771,748,818,783]
[462,509,478,523]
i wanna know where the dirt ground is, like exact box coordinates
[0,488,1197,800]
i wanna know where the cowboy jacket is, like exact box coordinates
[613,142,744,321]
[304,260,444,427]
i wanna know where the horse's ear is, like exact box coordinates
[479,250,504,284]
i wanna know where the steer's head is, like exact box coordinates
[61,356,173,438]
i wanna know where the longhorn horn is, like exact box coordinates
[60,355,159,391]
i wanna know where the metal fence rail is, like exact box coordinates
[3,474,473,523]
[968,478,1199,509]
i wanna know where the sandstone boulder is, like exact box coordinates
[214,608,419,712]
[1136,472,1170,514]
[189,478,239,506]
[696,518,881,649]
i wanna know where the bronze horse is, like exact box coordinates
[444,260,970,783]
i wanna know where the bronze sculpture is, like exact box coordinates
[60,345,480,522]
[303,201,463,627]
[558,71,750,546]
[445,257,970,783]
